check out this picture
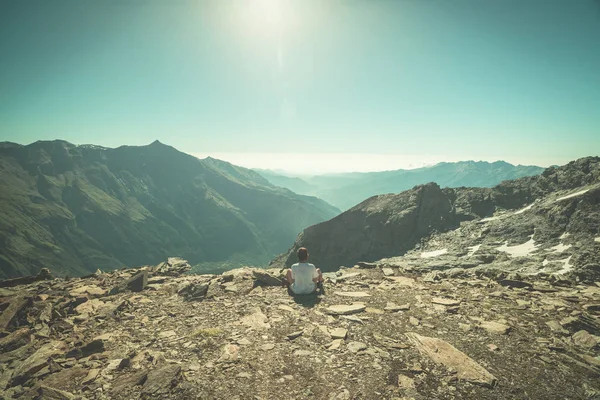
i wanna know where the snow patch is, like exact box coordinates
[555,189,589,202]
[515,203,534,215]
[554,256,573,275]
[542,259,550,267]
[539,256,573,275]
[467,244,481,257]
[421,249,448,259]
[496,237,537,257]
[550,243,571,253]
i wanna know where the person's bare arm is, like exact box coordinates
[286,268,295,284]
[312,268,322,283]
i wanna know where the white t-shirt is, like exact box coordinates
[290,262,318,295]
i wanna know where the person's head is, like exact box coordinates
[297,247,308,262]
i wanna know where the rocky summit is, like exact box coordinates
[1,256,599,399]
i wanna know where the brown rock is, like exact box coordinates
[572,330,598,349]
[36,385,76,400]
[65,339,105,359]
[111,370,149,394]
[406,332,496,387]
[127,270,149,292]
[0,296,31,330]
[480,321,511,335]
[10,341,67,386]
[0,327,31,353]
[142,365,182,395]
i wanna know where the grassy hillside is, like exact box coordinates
[0,140,339,278]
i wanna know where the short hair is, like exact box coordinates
[297,247,308,261]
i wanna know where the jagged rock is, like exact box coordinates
[142,365,182,396]
[0,327,31,353]
[127,270,149,292]
[381,267,394,276]
[10,341,67,386]
[0,268,52,288]
[406,332,497,387]
[0,296,31,330]
[177,281,209,301]
[497,279,533,289]
[572,330,598,349]
[65,339,105,359]
[546,320,569,335]
[253,270,283,286]
[325,303,366,315]
[36,385,76,400]
[154,257,192,276]
[560,315,600,335]
[111,370,149,394]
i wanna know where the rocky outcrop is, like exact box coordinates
[0,259,598,399]
[273,157,600,273]
[273,183,476,272]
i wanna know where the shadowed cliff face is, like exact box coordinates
[0,140,339,279]
[276,183,469,271]
[274,157,600,273]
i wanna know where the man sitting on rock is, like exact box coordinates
[285,247,324,295]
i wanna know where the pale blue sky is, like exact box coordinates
[1,0,599,172]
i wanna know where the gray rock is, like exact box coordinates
[347,341,367,353]
[572,330,598,349]
[127,270,149,292]
[142,365,182,395]
[65,339,105,359]
[253,270,283,286]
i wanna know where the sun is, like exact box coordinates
[251,0,284,26]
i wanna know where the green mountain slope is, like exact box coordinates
[0,140,339,278]
[257,161,544,211]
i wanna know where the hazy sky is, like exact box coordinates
[1,0,599,173]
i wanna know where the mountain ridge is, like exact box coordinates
[256,160,545,210]
[0,140,339,279]
[272,156,600,278]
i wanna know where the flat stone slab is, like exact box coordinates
[480,321,511,335]
[325,303,366,315]
[334,291,371,298]
[385,276,415,287]
[381,268,395,276]
[431,297,461,306]
[385,302,410,312]
[406,333,496,387]
[329,328,348,339]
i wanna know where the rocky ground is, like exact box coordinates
[1,258,599,399]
